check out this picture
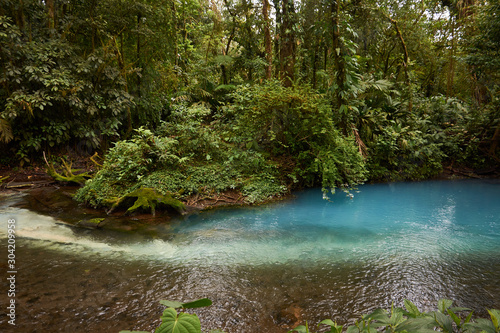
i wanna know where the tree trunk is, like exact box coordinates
[388,15,412,112]
[137,12,142,99]
[263,0,273,80]
[280,0,296,87]
[446,17,455,98]
[46,0,55,30]
[332,0,345,108]
[312,43,318,89]
[273,0,281,78]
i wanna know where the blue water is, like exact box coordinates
[1,179,499,333]
[163,179,500,265]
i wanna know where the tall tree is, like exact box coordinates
[279,0,296,87]
[263,0,273,79]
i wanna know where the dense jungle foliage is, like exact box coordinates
[1,0,499,205]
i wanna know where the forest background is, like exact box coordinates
[1,0,499,206]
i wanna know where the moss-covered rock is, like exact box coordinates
[76,217,105,228]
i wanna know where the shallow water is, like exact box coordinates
[1,179,499,332]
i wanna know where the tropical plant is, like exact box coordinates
[119,298,222,333]
[289,299,500,333]
[119,298,499,333]
[225,80,367,193]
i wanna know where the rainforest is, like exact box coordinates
[1,0,499,202]
[0,1,500,332]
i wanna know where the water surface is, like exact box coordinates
[1,180,499,332]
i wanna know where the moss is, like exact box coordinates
[77,217,105,228]
[44,155,92,185]
[0,175,9,185]
[108,187,186,216]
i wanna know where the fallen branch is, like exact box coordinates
[43,152,92,185]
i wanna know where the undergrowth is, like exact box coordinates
[120,298,500,333]
[75,104,288,209]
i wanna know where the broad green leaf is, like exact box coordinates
[447,309,461,326]
[438,299,453,313]
[159,298,211,309]
[363,308,391,324]
[404,299,421,317]
[288,325,309,333]
[346,325,359,333]
[487,309,500,330]
[434,311,453,333]
[320,319,343,333]
[320,319,336,326]
[390,310,405,326]
[156,308,201,333]
[160,300,185,308]
[181,298,212,309]
[464,319,496,333]
[395,317,436,333]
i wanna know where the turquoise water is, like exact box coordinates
[166,179,500,265]
[1,179,499,332]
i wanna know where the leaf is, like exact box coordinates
[464,319,496,333]
[395,317,436,333]
[159,298,212,309]
[363,308,391,324]
[464,311,474,324]
[438,299,453,313]
[156,308,201,333]
[288,325,309,333]
[390,310,405,326]
[447,309,461,326]
[160,300,184,308]
[404,299,421,317]
[488,309,500,330]
[320,319,343,333]
[434,311,453,333]
[345,325,359,333]
[181,298,212,309]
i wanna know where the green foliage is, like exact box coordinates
[75,105,288,209]
[0,14,133,162]
[121,298,499,333]
[107,187,186,215]
[289,299,499,333]
[45,157,92,185]
[225,80,367,192]
[120,298,222,333]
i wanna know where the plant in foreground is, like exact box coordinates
[289,299,500,333]
[121,298,500,333]
[120,298,223,333]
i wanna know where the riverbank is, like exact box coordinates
[1,161,498,212]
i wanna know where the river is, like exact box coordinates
[1,179,499,332]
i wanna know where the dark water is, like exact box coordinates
[1,180,500,332]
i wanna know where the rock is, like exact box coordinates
[76,218,105,229]
[275,303,303,329]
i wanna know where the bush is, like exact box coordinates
[75,104,288,209]
[224,80,367,192]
